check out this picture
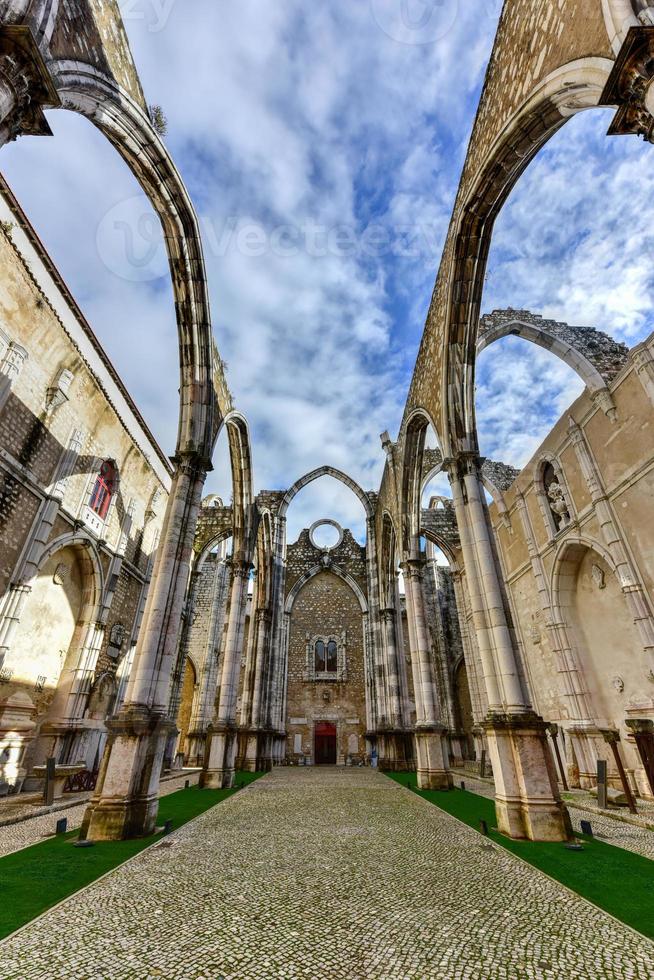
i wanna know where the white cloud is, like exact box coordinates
[11,4,652,531]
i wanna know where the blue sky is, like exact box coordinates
[2,2,653,542]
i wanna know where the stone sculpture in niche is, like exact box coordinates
[547,480,571,530]
[592,564,606,590]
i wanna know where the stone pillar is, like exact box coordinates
[365,516,383,733]
[380,607,402,729]
[82,453,208,840]
[401,559,452,790]
[445,454,570,841]
[243,608,271,770]
[202,559,251,788]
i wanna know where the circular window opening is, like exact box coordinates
[309,519,343,551]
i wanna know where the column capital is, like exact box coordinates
[229,559,253,579]
[441,451,484,482]
[0,26,59,143]
[600,25,654,142]
[399,557,425,580]
[170,450,213,478]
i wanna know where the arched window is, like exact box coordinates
[89,460,116,520]
[308,635,345,681]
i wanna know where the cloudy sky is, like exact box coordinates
[2,1,654,541]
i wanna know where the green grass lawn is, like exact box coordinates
[0,771,263,940]
[388,771,654,939]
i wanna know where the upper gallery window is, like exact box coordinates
[89,460,116,520]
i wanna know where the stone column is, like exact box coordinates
[380,607,402,729]
[186,556,229,765]
[243,607,271,770]
[82,453,209,841]
[202,559,251,788]
[445,453,570,841]
[365,516,383,737]
[401,559,452,790]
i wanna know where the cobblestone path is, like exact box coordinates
[1,767,653,980]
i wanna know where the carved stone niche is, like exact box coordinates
[542,462,571,533]
[600,26,654,141]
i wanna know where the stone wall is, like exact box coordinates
[488,333,654,797]
[285,529,368,765]
[0,180,169,792]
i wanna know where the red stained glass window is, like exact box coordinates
[89,460,116,520]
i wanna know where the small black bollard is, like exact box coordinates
[479,819,489,836]
[163,819,173,835]
[460,780,465,791]
[184,779,190,789]
[55,817,68,835]
[580,819,593,837]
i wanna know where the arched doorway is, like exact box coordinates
[314,721,337,765]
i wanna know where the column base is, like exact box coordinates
[81,706,172,841]
[200,724,237,789]
[485,711,572,842]
[415,726,453,790]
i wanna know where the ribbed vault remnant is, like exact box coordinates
[421,499,460,556]
[422,447,520,494]
[481,459,521,493]
[194,504,234,556]
[478,309,630,384]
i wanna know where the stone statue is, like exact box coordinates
[547,480,570,529]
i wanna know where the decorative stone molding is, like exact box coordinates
[0,25,59,145]
[601,26,654,140]
[45,367,74,416]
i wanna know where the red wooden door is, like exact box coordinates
[314,721,337,765]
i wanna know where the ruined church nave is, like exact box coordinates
[1,2,654,979]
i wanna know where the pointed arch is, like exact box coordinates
[47,67,227,459]
[379,511,399,608]
[279,466,373,520]
[219,410,256,561]
[430,57,614,456]
[284,563,368,615]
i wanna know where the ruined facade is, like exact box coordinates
[1,0,654,849]
[0,178,168,794]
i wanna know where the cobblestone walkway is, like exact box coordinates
[0,770,200,858]
[1,767,653,980]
